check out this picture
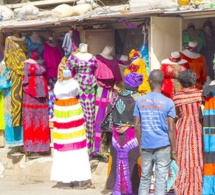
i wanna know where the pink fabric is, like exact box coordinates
[43,42,63,79]
[95,55,122,88]
[54,140,86,151]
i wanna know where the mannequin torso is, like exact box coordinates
[100,46,113,60]
[74,43,93,61]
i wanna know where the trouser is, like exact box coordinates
[138,146,171,195]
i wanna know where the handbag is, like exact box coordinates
[100,94,119,132]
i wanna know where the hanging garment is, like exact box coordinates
[0,60,23,146]
[4,36,27,127]
[161,59,190,99]
[67,54,97,157]
[25,36,44,58]
[94,55,122,153]
[180,52,206,89]
[173,87,203,195]
[22,59,50,152]
[62,32,72,57]
[0,91,4,130]
[50,78,91,183]
[43,42,63,119]
[202,85,215,195]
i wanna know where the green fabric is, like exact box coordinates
[0,90,4,130]
[183,29,205,52]
[54,107,83,118]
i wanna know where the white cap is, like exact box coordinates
[63,70,71,78]
[171,51,180,59]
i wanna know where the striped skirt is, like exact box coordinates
[50,97,91,183]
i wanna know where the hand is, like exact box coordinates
[171,152,177,161]
[116,124,129,134]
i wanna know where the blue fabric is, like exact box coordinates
[0,61,12,90]
[139,42,149,75]
[133,92,176,149]
[202,176,215,195]
[167,160,178,192]
[204,109,215,115]
[25,37,44,58]
[203,128,215,152]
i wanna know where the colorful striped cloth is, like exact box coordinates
[51,97,91,183]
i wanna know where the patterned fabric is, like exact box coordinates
[161,62,190,99]
[180,53,206,89]
[202,86,215,195]
[124,57,150,94]
[67,54,97,157]
[0,58,23,146]
[106,127,140,195]
[25,36,44,58]
[94,86,114,153]
[48,78,57,119]
[22,59,49,152]
[4,37,27,127]
[173,87,203,195]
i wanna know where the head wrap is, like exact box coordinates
[124,72,143,89]
[30,50,40,60]
[129,49,141,62]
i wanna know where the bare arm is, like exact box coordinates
[134,116,141,147]
[167,116,176,153]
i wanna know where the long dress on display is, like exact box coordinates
[94,55,122,154]
[202,84,215,195]
[22,58,50,152]
[66,54,97,157]
[4,36,27,127]
[106,90,140,195]
[161,58,189,99]
[50,78,91,183]
[173,87,203,195]
[0,60,23,146]
[43,42,63,119]
[180,50,206,89]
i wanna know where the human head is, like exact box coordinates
[148,69,164,90]
[178,69,196,88]
[124,72,143,91]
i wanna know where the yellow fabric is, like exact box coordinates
[124,57,151,94]
[4,37,27,127]
[0,91,4,130]
[53,129,86,140]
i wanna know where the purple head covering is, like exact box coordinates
[124,72,143,88]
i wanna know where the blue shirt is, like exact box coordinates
[133,92,176,149]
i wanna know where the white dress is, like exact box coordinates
[50,78,92,183]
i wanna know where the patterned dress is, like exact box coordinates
[106,91,140,195]
[94,55,122,154]
[67,54,97,157]
[50,78,91,183]
[4,36,27,127]
[161,60,190,99]
[22,59,50,152]
[202,85,215,195]
[0,60,23,146]
[173,87,203,195]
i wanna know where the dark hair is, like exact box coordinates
[149,69,164,85]
[178,69,196,88]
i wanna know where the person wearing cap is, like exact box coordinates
[134,69,176,195]
[50,69,92,189]
[160,51,189,99]
[105,72,143,195]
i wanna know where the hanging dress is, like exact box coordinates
[4,36,27,127]
[0,60,23,146]
[173,87,203,195]
[66,54,97,157]
[94,55,122,154]
[202,84,215,195]
[50,78,91,183]
[22,59,50,152]
[43,42,63,119]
